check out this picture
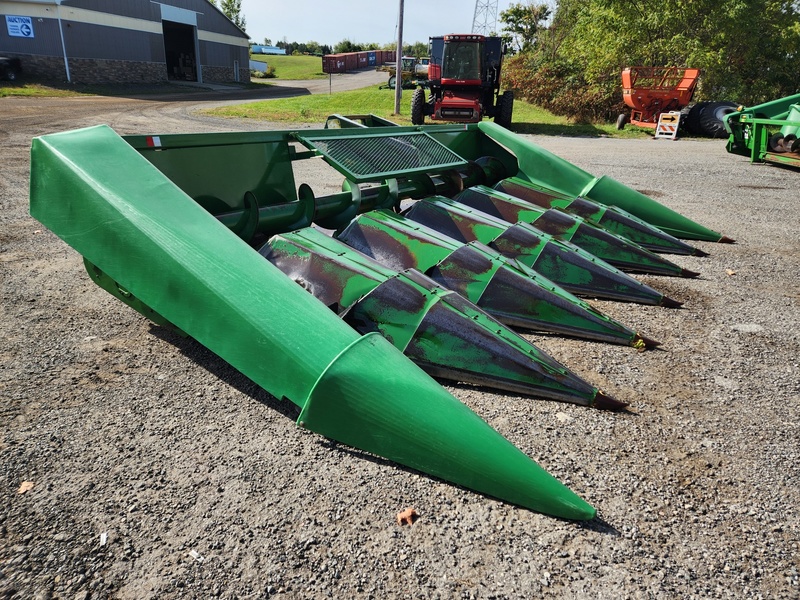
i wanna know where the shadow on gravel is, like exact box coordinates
[322,440,625,530]
[511,122,609,137]
[148,324,627,527]
[148,324,302,421]
[580,516,620,535]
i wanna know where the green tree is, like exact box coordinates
[305,41,322,55]
[499,2,551,53]
[334,39,362,53]
[504,0,800,123]
[402,41,429,57]
[217,0,246,31]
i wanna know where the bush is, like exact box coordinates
[503,54,625,123]
[250,65,276,79]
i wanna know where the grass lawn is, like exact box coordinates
[0,80,209,98]
[1,82,89,98]
[204,84,649,138]
[249,54,326,80]
[2,73,652,138]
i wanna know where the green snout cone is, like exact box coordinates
[302,333,597,520]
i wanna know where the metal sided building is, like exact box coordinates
[0,0,250,84]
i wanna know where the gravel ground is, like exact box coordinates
[1,81,799,600]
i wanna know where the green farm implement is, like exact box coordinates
[30,117,731,520]
[378,56,428,89]
[725,92,800,169]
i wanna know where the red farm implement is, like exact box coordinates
[618,67,700,129]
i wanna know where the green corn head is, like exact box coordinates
[725,93,800,170]
[29,118,729,519]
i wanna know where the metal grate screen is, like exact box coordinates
[297,132,467,182]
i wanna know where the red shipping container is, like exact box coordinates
[345,53,358,72]
[322,54,347,74]
[385,49,400,64]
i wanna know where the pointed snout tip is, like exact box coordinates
[660,295,683,309]
[592,391,629,411]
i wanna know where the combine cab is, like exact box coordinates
[411,34,513,128]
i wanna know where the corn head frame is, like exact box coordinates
[724,92,800,169]
[29,118,731,521]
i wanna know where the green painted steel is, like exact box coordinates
[725,93,800,169]
[83,258,179,332]
[30,126,350,407]
[455,185,693,277]
[261,228,616,407]
[29,125,595,519]
[126,129,313,242]
[405,197,676,306]
[494,177,701,256]
[476,121,725,241]
[299,334,596,520]
[338,209,654,348]
[122,120,721,244]
[28,118,732,518]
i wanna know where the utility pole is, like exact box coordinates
[394,0,404,115]
[472,0,499,35]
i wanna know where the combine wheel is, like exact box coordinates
[495,91,514,128]
[411,88,426,125]
[388,75,397,89]
[699,101,738,138]
[616,114,627,130]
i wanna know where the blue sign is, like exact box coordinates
[6,15,34,39]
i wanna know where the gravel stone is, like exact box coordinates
[1,72,798,598]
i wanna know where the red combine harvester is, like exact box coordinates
[618,66,700,129]
[411,34,513,128]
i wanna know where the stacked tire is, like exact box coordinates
[682,101,739,138]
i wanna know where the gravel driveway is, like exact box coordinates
[1,82,798,600]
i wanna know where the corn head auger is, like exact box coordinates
[29,119,732,521]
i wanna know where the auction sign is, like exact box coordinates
[6,15,35,38]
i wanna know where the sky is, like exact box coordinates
[240,0,519,48]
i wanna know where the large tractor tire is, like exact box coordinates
[388,75,397,89]
[411,88,426,125]
[684,102,709,136]
[699,101,739,138]
[495,91,514,128]
[679,105,693,132]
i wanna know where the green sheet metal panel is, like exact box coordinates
[477,121,725,242]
